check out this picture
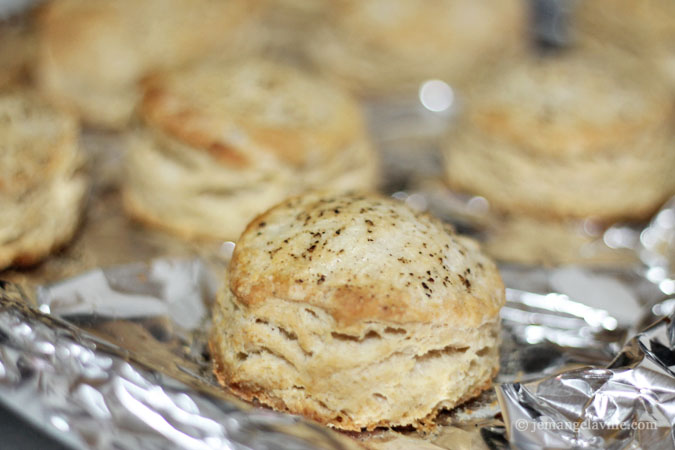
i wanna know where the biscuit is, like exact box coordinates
[36,0,259,128]
[0,18,36,89]
[253,0,328,58]
[0,89,86,269]
[573,0,675,87]
[309,0,526,95]
[443,49,675,222]
[210,192,505,431]
[124,59,378,240]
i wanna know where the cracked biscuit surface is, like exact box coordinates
[210,192,504,431]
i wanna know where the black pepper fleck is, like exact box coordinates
[459,275,471,290]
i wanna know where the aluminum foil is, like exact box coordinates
[0,268,364,450]
[0,245,671,450]
[498,314,675,449]
[492,199,675,449]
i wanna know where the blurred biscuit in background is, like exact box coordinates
[574,0,675,88]
[0,89,86,269]
[443,48,675,265]
[35,0,260,129]
[253,0,328,60]
[482,215,637,266]
[308,0,527,96]
[0,16,37,88]
[123,58,379,241]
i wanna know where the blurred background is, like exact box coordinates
[0,0,673,280]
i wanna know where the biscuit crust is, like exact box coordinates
[141,58,364,167]
[229,192,504,329]
[0,19,36,89]
[212,192,504,431]
[123,128,377,241]
[125,61,379,241]
[445,117,675,221]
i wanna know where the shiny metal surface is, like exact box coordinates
[0,274,363,450]
[0,239,672,449]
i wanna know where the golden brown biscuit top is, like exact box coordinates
[466,49,674,156]
[142,59,364,168]
[229,192,505,328]
[0,89,78,193]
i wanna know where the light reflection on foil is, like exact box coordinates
[637,199,675,296]
[35,259,218,330]
[497,278,631,384]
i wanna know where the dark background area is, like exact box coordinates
[0,403,70,450]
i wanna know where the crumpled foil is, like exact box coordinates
[0,264,363,450]
[493,198,675,449]
[498,315,675,449]
[0,237,672,449]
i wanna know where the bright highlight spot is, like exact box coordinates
[419,79,454,112]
